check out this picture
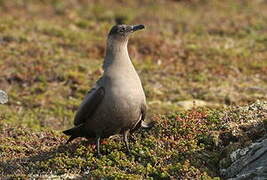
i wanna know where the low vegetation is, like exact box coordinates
[0,0,267,178]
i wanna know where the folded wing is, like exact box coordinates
[74,86,105,126]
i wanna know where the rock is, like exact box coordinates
[220,135,267,180]
[176,99,208,110]
[0,90,8,104]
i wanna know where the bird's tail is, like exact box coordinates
[63,124,86,144]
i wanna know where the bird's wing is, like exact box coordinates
[74,86,105,126]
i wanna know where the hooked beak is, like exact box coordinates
[132,24,145,32]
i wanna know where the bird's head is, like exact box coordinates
[108,24,145,42]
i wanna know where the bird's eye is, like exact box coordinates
[119,27,126,32]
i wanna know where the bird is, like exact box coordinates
[63,24,151,156]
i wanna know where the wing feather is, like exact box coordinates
[74,86,105,126]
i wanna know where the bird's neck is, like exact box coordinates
[103,38,132,70]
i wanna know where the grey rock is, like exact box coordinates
[0,90,8,104]
[221,136,267,180]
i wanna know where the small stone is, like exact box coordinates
[176,99,208,110]
[0,90,8,104]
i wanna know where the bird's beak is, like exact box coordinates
[131,24,145,32]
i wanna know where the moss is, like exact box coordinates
[1,0,267,178]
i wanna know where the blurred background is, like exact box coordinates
[0,0,267,130]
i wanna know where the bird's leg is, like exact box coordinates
[96,136,102,157]
[129,133,136,142]
[123,130,130,153]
